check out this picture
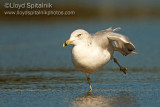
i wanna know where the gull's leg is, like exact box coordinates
[86,73,92,92]
[113,57,127,74]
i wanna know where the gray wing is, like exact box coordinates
[107,32,137,56]
[92,27,137,56]
[91,27,121,48]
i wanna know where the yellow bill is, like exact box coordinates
[63,40,73,47]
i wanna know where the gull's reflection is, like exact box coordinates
[71,91,138,107]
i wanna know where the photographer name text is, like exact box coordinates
[4,3,53,9]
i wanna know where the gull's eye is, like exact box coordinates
[77,34,81,37]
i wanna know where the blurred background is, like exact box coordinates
[0,0,160,71]
[0,1,160,107]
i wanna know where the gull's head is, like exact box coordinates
[63,29,90,47]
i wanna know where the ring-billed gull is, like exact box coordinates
[63,27,136,92]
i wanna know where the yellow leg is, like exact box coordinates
[86,73,92,92]
[113,57,127,74]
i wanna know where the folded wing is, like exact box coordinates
[107,32,137,56]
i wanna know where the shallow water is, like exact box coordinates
[0,20,160,69]
[0,70,160,107]
[0,19,160,107]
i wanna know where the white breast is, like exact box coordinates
[72,44,114,73]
